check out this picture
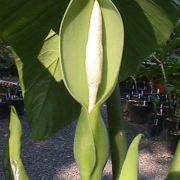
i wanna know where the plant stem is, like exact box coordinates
[131,75,138,94]
[152,55,167,85]
[106,85,128,180]
[153,55,173,110]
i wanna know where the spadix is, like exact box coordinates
[86,0,103,113]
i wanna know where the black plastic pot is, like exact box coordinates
[128,103,152,124]
[163,106,171,116]
[123,100,138,117]
[123,88,137,94]
[150,113,165,137]
[167,131,180,154]
[165,117,180,132]
[12,99,24,116]
[0,101,10,118]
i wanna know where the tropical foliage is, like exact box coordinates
[0,0,179,179]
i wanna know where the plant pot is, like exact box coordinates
[12,99,24,116]
[0,101,10,118]
[167,131,180,154]
[139,100,153,108]
[165,116,180,132]
[120,98,127,113]
[150,113,165,137]
[128,103,152,124]
[163,106,171,116]
[124,100,138,117]
[154,82,165,94]
[124,88,137,94]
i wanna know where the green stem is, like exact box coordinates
[106,85,128,180]
[159,63,168,90]
[149,80,153,94]
[131,75,138,94]
[152,55,168,85]
[153,55,173,110]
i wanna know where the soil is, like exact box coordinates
[0,104,175,180]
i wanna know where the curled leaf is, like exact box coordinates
[3,106,29,180]
[60,0,124,108]
[74,106,109,179]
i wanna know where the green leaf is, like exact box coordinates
[60,0,124,107]
[112,0,179,80]
[166,140,180,180]
[119,134,143,180]
[74,106,109,179]
[0,0,80,140]
[3,106,29,180]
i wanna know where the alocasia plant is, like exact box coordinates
[0,0,179,179]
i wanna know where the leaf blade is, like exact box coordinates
[119,134,143,180]
[166,140,180,180]
[112,0,179,80]
[0,0,80,140]
[3,106,29,180]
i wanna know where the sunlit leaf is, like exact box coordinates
[74,106,109,179]
[166,140,180,180]
[3,106,28,180]
[119,134,143,180]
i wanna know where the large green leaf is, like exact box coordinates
[60,0,124,108]
[119,134,142,180]
[0,0,80,140]
[112,0,179,80]
[166,140,180,180]
[3,106,28,180]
